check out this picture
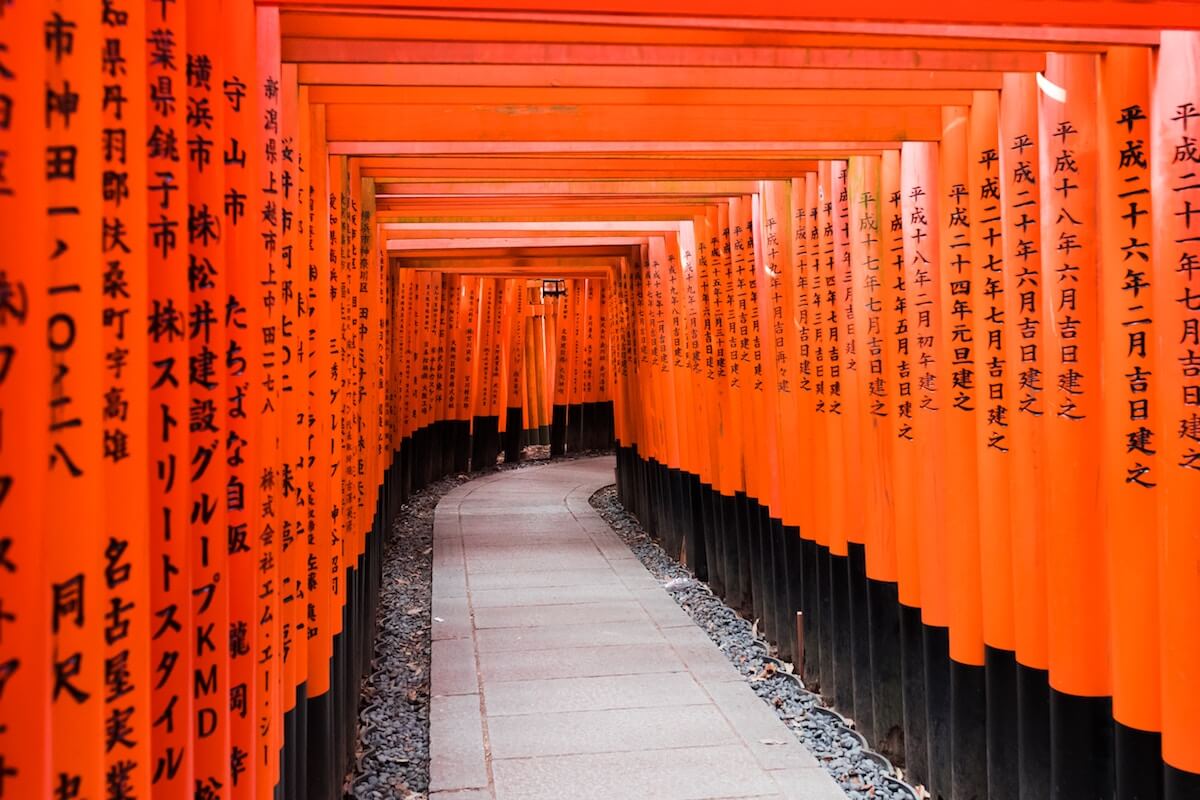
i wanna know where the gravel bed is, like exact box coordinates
[346,447,614,799]
[589,485,922,800]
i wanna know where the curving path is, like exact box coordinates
[428,456,846,800]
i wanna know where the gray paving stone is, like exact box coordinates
[701,680,823,771]
[486,704,739,759]
[463,541,599,559]
[429,694,489,792]
[483,672,711,716]
[478,643,687,682]
[474,619,667,653]
[466,567,623,590]
[463,551,613,574]
[431,637,480,696]
[432,596,473,641]
[458,531,594,547]
[472,600,648,630]
[491,744,781,800]
[432,565,468,600]
[767,768,849,800]
[468,584,627,609]
[629,589,699,628]
[431,789,495,800]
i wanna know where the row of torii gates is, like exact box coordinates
[2,2,1200,800]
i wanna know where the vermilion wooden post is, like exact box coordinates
[225,3,262,797]
[1098,44,1162,800]
[45,3,105,797]
[494,278,514,448]
[0,4,50,799]
[142,2,196,782]
[836,160,873,732]
[902,141,949,798]
[938,103,988,800]
[187,0,232,794]
[1000,71,1052,800]
[763,180,802,662]
[1153,30,1200,800]
[99,3,154,800]
[967,86,1019,800]
[792,174,821,689]
[799,173,825,690]
[881,146,928,787]
[848,155,903,755]
[720,201,751,615]
[749,191,786,650]
[254,10,283,796]
[277,61,305,799]
[304,91,335,800]
[812,164,836,693]
[1038,52,1114,799]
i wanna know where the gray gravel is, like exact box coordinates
[589,485,921,800]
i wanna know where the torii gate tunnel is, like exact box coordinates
[2,1,1200,799]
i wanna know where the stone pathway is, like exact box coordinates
[428,456,847,800]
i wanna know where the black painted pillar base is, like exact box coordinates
[986,646,1020,800]
[770,518,790,662]
[580,401,597,450]
[550,403,567,456]
[925,624,953,800]
[598,400,615,447]
[1050,689,1114,800]
[722,493,745,614]
[801,537,822,691]
[848,543,875,742]
[831,551,855,716]
[900,603,930,788]
[566,403,583,452]
[747,502,766,637]
[470,415,502,471]
[1165,763,1200,800]
[951,660,987,800]
[502,407,524,463]
[734,493,754,619]
[869,578,905,765]
[782,524,802,665]
[305,688,334,800]
[451,419,472,474]
[1017,662,1052,800]
[1115,721,1163,800]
